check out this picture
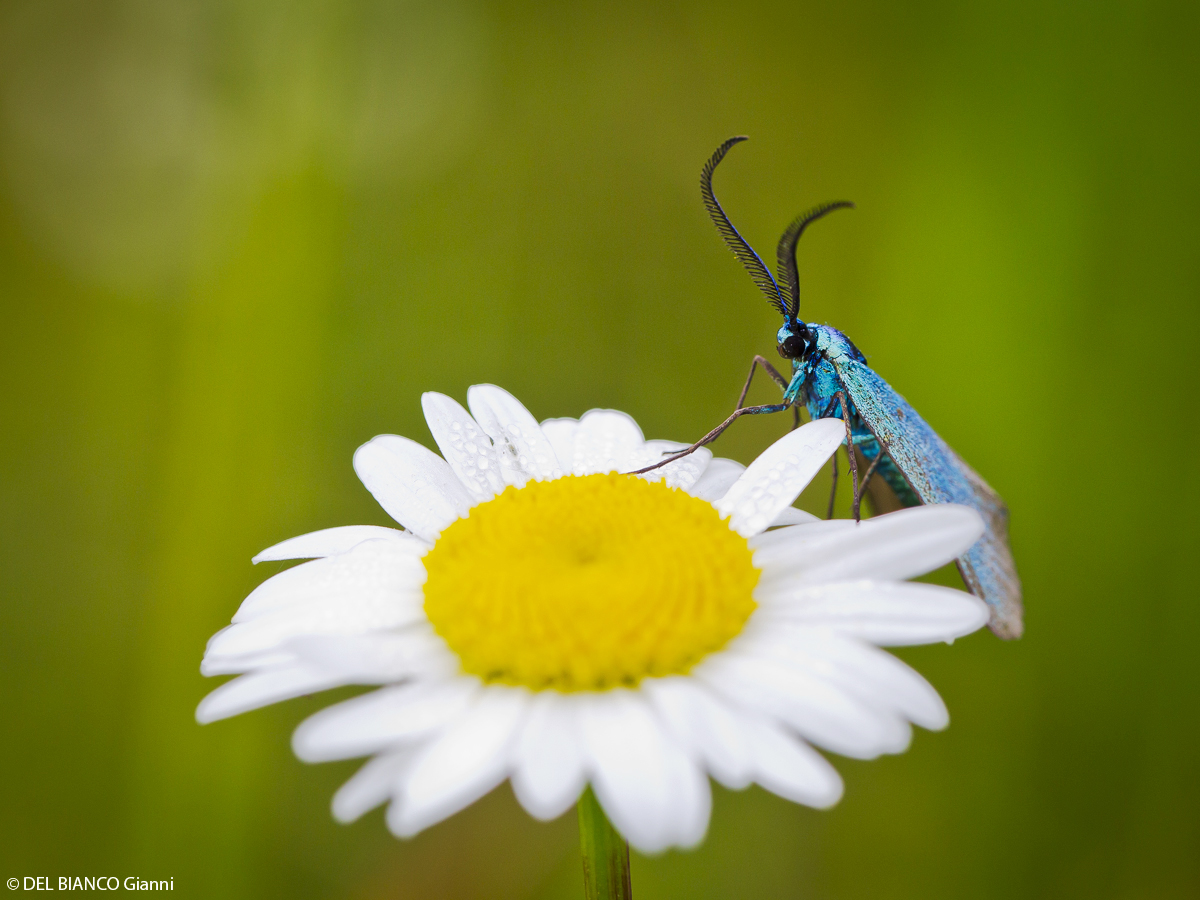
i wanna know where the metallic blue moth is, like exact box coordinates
[645,137,1023,638]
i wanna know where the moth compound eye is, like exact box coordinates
[778,333,809,359]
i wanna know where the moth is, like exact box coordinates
[641,137,1023,638]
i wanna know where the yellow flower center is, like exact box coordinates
[422,473,759,691]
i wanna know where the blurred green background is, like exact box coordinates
[2,0,1197,897]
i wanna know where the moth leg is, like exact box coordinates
[735,355,799,431]
[655,355,793,463]
[820,391,861,522]
[852,451,885,521]
[735,355,790,409]
[826,450,838,519]
[632,402,791,474]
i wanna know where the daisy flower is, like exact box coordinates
[197,384,989,855]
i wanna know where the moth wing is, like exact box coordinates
[944,447,1024,639]
[834,357,1024,638]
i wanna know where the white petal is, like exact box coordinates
[353,435,474,541]
[688,457,745,502]
[332,750,414,823]
[669,749,712,850]
[205,584,425,663]
[293,678,479,762]
[746,628,950,731]
[285,629,458,684]
[539,417,579,473]
[695,651,910,759]
[387,686,528,837]
[568,410,646,475]
[741,716,843,808]
[769,507,822,527]
[201,542,432,676]
[755,504,985,588]
[253,525,425,563]
[576,690,709,853]
[196,665,343,723]
[232,539,426,622]
[642,677,754,789]
[200,648,296,677]
[510,692,587,821]
[466,384,563,484]
[716,419,846,537]
[204,605,412,671]
[629,441,713,490]
[421,392,507,502]
[746,519,858,566]
[761,581,990,646]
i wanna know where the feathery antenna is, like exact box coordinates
[701,137,787,316]
[776,201,854,318]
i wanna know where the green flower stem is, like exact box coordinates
[578,787,632,900]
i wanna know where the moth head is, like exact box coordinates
[776,320,814,360]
